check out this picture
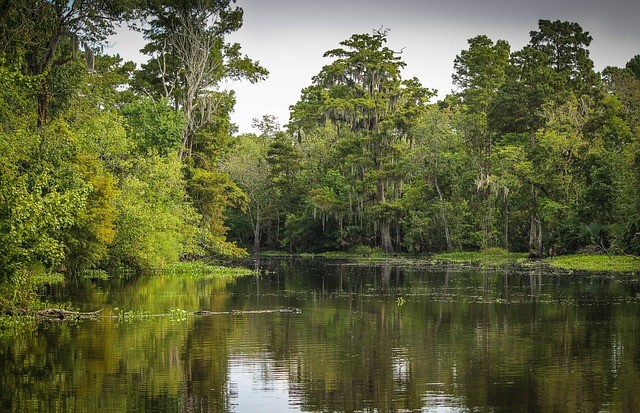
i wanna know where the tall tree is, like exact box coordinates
[529,19,598,96]
[129,1,268,258]
[133,0,267,159]
[408,106,464,251]
[452,35,510,247]
[453,35,510,113]
[489,20,598,257]
[290,29,432,252]
[602,58,640,254]
[0,120,92,280]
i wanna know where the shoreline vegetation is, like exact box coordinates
[260,248,640,274]
[4,247,637,319]
[0,251,637,327]
[0,261,252,317]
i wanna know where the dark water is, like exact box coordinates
[1,257,640,413]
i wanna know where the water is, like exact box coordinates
[1,257,639,412]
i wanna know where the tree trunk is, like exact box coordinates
[376,181,394,254]
[434,175,452,252]
[529,212,537,257]
[37,88,50,127]
[529,187,543,258]
[253,203,261,254]
[395,218,401,253]
[503,191,509,250]
[528,128,543,258]
[537,216,544,258]
[380,219,394,254]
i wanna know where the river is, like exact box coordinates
[1,257,639,412]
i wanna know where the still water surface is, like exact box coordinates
[1,257,640,412]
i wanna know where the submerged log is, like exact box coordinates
[194,308,302,316]
[35,307,300,321]
[37,308,103,320]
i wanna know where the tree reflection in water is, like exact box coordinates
[1,257,639,412]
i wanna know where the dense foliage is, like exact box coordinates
[0,0,265,305]
[0,1,639,308]
[225,22,640,258]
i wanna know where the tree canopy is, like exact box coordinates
[227,21,639,258]
[1,11,639,299]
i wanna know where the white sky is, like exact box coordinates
[107,0,640,134]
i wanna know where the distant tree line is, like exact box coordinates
[224,22,640,258]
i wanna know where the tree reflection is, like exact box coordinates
[1,258,639,412]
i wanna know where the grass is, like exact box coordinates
[261,247,528,269]
[262,245,388,259]
[260,247,640,274]
[433,247,528,267]
[261,249,390,261]
[75,269,110,280]
[153,261,254,278]
[308,251,389,260]
[261,247,529,266]
[546,254,640,273]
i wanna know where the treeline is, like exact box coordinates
[0,0,266,288]
[223,23,640,257]
[1,1,639,291]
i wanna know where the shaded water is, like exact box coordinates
[1,257,640,412]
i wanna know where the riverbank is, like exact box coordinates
[261,248,640,274]
[0,261,254,317]
[435,249,639,273]
[544,254,640,273]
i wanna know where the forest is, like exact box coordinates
[1,1,639,302]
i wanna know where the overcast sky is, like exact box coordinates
[108,0,640,134]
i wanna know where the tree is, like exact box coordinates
[128,1,268,259]
[625,55,640,79]
[0,0,130,126]
[133,0,268,159]
[120,98,185,155]
[408,106,465,251]
[185,167,247,258]
[453,35,510,113]
[491,140,531,250]
[452,35,510,247]
[110,154,202,269]
[602,58,640,254]
[529,19,598,95]
[488,20,598,257]
[267,133,302,224]
[222,133,271,253]
[0,120,92,280]
[290,29,432,253]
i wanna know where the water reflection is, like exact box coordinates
[1,257,639,412]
